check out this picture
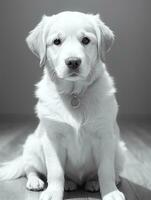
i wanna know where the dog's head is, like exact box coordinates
[26,11,114,81]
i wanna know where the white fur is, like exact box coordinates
[0,11,126,200]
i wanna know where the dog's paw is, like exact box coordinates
[26,176,45,191]
[39,188,63,200]
[84,180,100,192]
[103,190,125,200]
[64,180,77,191]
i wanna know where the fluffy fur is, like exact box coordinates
[0,11,126,200]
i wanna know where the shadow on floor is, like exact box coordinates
[64,177,151,200]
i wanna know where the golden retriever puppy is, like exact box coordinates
[0,11,126,200]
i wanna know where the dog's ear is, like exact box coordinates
[26,15,49,68]
[94,14,115,62]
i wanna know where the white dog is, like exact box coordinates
[0,11,126,200]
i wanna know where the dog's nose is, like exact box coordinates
[65,57,81,70]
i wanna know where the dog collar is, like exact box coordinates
[71,93,80,108]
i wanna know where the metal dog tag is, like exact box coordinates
[71,94,80,108]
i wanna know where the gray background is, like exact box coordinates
[0,0,151,118]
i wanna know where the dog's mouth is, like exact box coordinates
[64,71,85,81]
[69,72,79,77]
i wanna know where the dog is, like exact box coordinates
[0,11,126,200]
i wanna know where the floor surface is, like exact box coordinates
[0,118,151,200]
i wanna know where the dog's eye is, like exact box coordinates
[53,38,62,45]
[81,37,90,45]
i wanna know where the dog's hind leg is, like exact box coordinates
[23,129,46,191]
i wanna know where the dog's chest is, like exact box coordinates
[64,124,97,183]
[46,99,97,177]
[59,107,98,182]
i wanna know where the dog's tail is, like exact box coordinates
[0,156,25,180]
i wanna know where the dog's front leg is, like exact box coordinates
[93,132,125,200]
[40,134,65,200]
